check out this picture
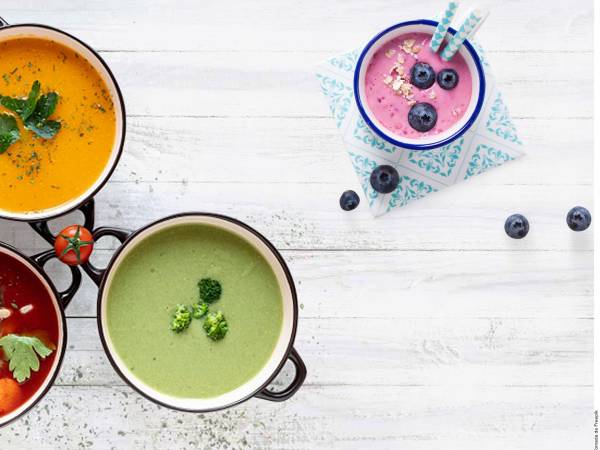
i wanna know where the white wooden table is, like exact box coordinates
[0,0,593,448]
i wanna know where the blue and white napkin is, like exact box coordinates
[315,43,525,216]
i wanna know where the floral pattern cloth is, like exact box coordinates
[316,43,524,216]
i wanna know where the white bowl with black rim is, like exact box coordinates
[30,203,307,412]
[354,19,486,151]
[0,17,125,221]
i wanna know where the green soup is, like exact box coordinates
[105,223,284,398]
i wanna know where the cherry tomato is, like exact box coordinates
[54,225,94,266]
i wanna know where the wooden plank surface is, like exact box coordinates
[0,0,593,448]
[0,183,593,251]
[55,317,592,388]
[38,249,594,319]
[3,385,592,450]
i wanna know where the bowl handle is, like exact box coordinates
[30,250,82,308]
[29,198,96,246]
[81,227,131,286]
[255,347,307,402]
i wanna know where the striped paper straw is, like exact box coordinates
[440,8,489,61]
[430,2,460,52]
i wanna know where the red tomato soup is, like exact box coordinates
[0,251,59,418]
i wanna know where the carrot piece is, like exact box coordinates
[0,378,22,414]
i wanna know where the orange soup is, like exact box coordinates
[0,37,116,214]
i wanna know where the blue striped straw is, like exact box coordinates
[430,2,460,52]
[440,8,489,61]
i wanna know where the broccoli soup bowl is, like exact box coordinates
[0,18,125,221]
[88,213,306,412]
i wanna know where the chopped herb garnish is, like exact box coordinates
[0,114,20,154]
[92,103,106,113]
[0,334,54,382]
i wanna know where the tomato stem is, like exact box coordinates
[59,225,93,263]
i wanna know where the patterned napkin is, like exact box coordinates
[315,43,525,216]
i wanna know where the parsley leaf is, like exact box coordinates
[21,80,41,120]
[0,334,54,382]
[0,80,40,120]
[25,118,61,139]
[31,91,57,120]
[25,92,61,139]
[0,113,20,154]
[0,96,25,116]
[1,81,61,140]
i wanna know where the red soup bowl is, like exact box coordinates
[0,242,80,428]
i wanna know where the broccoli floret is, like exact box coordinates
[198,278,222,303]
[203,311,228,341]
[192,302,209,319]
[170,304,192,333]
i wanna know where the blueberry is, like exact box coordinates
[370,165,400,194]
[408,102,437,132]
[339,190,360,211]
[437,68,459,90]
[566,206,592,231]
[410,62,436,89]
[504,214,529,239]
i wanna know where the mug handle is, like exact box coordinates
[255,347,307,402]
[29,198,96,246]
[30,250,82,308]
[81,227,131,286]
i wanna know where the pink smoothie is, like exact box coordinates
[364,32,473,139]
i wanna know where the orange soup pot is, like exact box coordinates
[0,16,125,222]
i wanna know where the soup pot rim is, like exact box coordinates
[0,241,75,428]
[0,21,126,223]
[92,212,305,412]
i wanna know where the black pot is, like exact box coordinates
[31,199,307,412]
[0,17,126,222]
[0,242,81,428]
